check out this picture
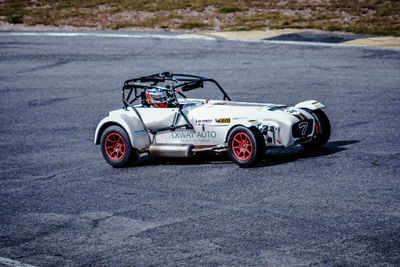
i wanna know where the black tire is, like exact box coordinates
[301,109,331,148]
[100,125,138,167]
[227,126,266,168]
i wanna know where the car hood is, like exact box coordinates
[186,99,307,124]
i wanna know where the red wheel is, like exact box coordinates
[104,132,126,161]
[100,126,138,167]
[231,132,253,161]
[228,126,265,168]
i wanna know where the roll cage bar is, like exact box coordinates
[121,72,232,137]
[122,72,231,109]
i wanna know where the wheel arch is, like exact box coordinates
[94,114,150,150]
[224,124,260,143]
[95,121,124,145]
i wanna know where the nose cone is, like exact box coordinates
[259,107,302,124]
[258,106,313,146]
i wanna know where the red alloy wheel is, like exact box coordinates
[231,132,253,161]
[104,132,126,161]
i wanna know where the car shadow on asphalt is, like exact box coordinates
[134,152,233,167]
[256,140,360,167]
[133,140,360,168]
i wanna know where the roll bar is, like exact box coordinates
[122,72,231,108]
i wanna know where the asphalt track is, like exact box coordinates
[0,31,399,266]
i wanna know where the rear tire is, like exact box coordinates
[100,125,138,167]
[228,126,266,168]
[301,109,331,148]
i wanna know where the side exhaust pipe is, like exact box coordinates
[149,144,194,158]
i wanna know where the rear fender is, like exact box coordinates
[294,100,325,110]
[94,111,150,150]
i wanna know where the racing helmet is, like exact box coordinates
[145,88,168,108]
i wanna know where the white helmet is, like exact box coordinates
[145,88,168,108]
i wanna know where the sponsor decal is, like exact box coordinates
[215,118,231,123]
[195,119,212,125]
[172,131,217,139]
[134,130,146,135]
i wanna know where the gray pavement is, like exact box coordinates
[0,31,399,266]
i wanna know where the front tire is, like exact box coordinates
[228,126,266,168]
[100,125,138,167]
[301,109,331,148]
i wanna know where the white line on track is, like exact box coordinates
[0,257,35,267]
[4,31,212,40]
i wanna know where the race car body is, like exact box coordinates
[94,72,331,167]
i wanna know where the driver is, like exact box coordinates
[144,88,169,108]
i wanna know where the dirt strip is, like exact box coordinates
[179,30,400,48]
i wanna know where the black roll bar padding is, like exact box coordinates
[139,76,165,83]
[181,81,204,92]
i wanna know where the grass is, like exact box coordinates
[178,22,210,30]
[0,0,399,36]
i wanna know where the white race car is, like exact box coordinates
[94,72,331,167]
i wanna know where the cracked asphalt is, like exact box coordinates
[0,32,399,266]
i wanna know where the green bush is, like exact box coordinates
[218,6,242,13]
[178,22,209,29]
[8,15,24,24]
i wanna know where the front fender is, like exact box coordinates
[224,121,256,143]
[294,100,325,110]
[94,109,151,150]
